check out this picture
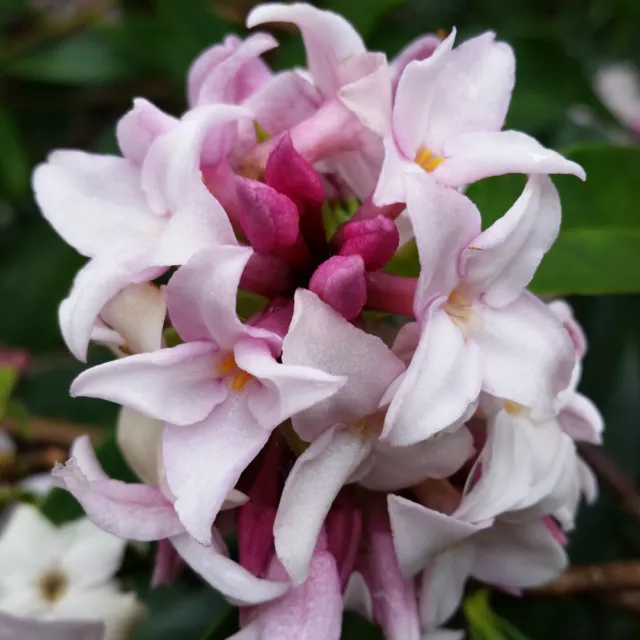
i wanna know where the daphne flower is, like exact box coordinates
[382,172,574,446]
[33,105,249,361]
[367,32,585,205]
[69,246,345,544]
[594,63,640,134]
[0,611,105,640]
[0,504,145,640]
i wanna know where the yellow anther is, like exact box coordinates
[231,370,252,392]
[415,147,445,172]
[218,354,237,375]
[504,400,529,416]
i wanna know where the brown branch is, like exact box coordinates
[578,442,640,521]
[527,561,640,596]
[2,415,105,447]
[602,589,640,615]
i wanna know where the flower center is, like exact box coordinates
[217,353,253,392]
[443,290,481,336]
[38,569,68,603]
[504,400,530,416]
[415,147,445,172]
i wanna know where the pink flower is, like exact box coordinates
[69,246,345,544]
[364,31,585,205]
[33,105,249,361]
[381,172,575,446]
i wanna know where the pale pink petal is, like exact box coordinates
[234,338,346,430]
[116,407,163,486]
[116,98,177,165]
[343,571,374,621]
[373,136,422,206]
[188,35,240,107]
[192,33,276,106]
[387,495,488,579]
[472,519,567,587]
[338,52,392,137]
[558,392,604,444]
[475,292,574,412]
[282,289,404,442]
[70,342,225,426]
[403,171,481,315]
[274,426,372,585]
[0,612,104,640]
[382,305,482,446]
[425,33,515,152]
[32,151,160,258]
[422,630,465,640]
[242,71,322,143]
[170,532,289,605]
[462,175,561,308]
[393,31,457,158]
[390,34,441,93]
[548,299,587,359]
[152,538,184,587]
[364,508,421,640]
[166,247,278,352]
[577,459,598,504]
[361,427,474,491]
[163,395,270,545]
[420,546,474,629]
[434,130,586,187]
[247,3,366,96]
[100,282,166,355]
[53,436,184,541]
[59,258,161,362]
[238,549,343,640]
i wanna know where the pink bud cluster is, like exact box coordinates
[34,4,603,639]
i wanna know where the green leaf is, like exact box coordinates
[0,106,29,198]
[466,145,640,295]
[3,31,133,85]
[40,431,136,525]
[464,590,530,640]
[325,0,412,38]
[0,366,19,418]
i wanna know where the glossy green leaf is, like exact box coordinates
[465,590,530,640]
[466,145,640,295]
[0,366,18,418]
[0,106,29,198]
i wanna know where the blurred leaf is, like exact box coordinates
[135,582,231,640]
[6,398,30,436]
[465,590,529,640]
[384,238,419,277]
[40,431,136,525]
[466,145,640,294]
[0,366,19,418]
[325,0,412,38]
[341,612,383,639]
[3,31,134,85]
[0,106,29,198]
[200,606,238,640]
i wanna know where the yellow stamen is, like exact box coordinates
[218,354,237,375]
[231,370,252,392]
[504,400,529,416]
[415,147,445,172]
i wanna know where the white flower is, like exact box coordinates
[0,504,145,640]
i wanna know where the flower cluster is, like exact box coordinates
[34,4,603,639]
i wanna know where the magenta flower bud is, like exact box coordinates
[264,133,325,212]
[235,177,300,253]
[309,255,366,320]
[338,215,400,271]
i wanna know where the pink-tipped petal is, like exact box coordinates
[53,436,184,541]
[188,35,239,106]
[435,130,586,187]
[382,304,482,446]
[236,178,300,253]
[264,133,324,212]
[387,494,488,579]
[339,215,400,271]
[390,34,441,93]
[274,426,372,585]
[152,538,185,587]
[558,392,604,444]
[309,255,367,320]
[462,175,561,308]
[548,299,588,359]
[282,289,404,442]
[247,3,366,96]
[403,171,481,316]
[70,342,225,426]
[116,98,177,165]
[234,338,346,430]
[171,532,289,605]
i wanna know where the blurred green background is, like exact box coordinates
[1,1,640,639]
